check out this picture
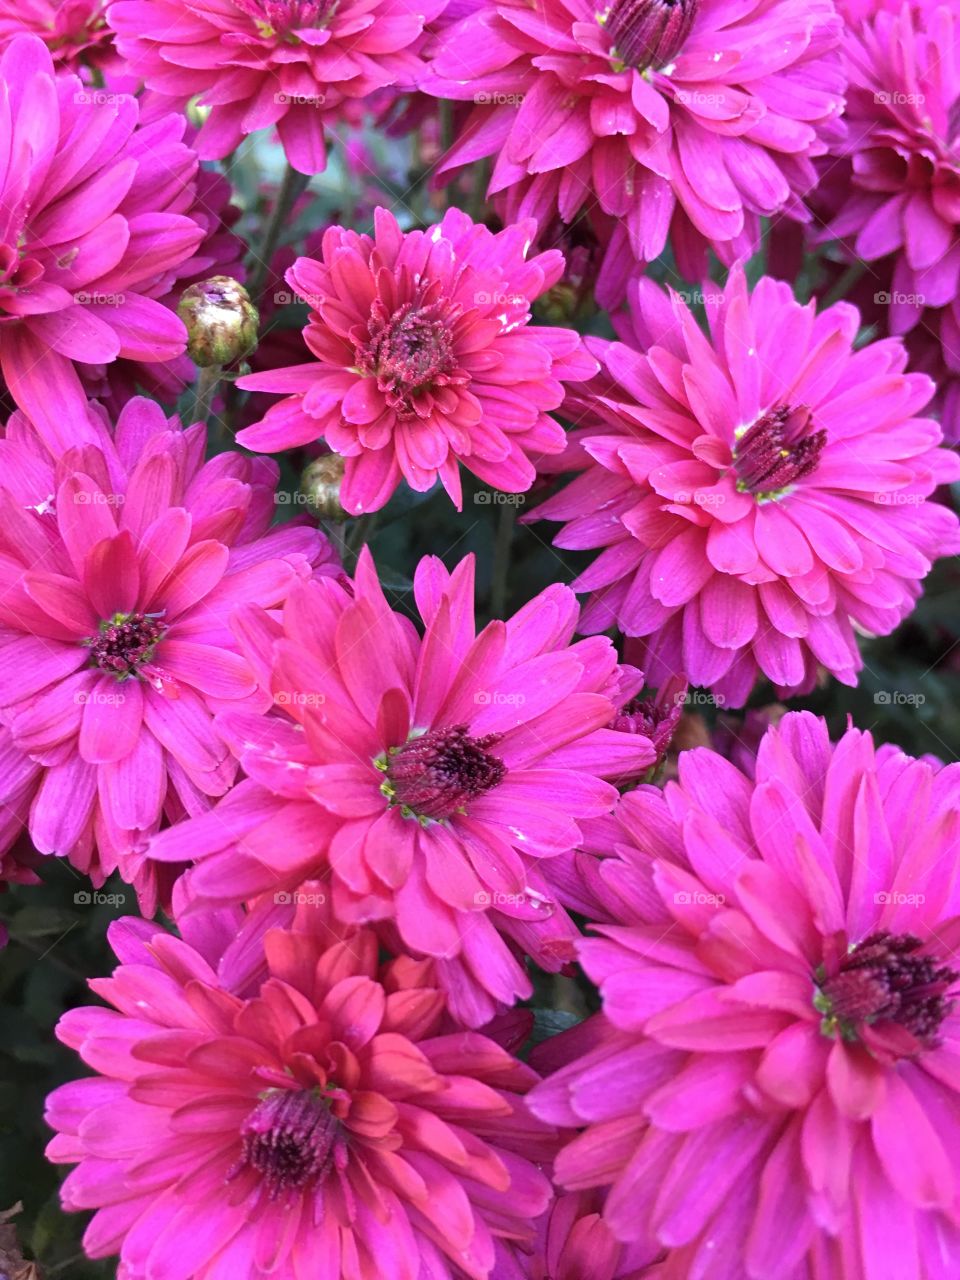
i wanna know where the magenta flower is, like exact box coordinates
[532,267,960,706]
[109,0,448,175]
[0,398,335,913]
[0,35,216,446]
[818,2,960,442]
[422,0,845,295]
[148,549,655,1025]
[236,207,596,513]
[45,893,556,1278]
[0,0,115,71]
[531,711,960,1277]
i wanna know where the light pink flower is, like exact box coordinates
[148,549,655,1024]
[531,266,960,706]
[236,207,596,513]
[109,0,449,174]
[531,711,960,1277]
[45,892,556,1278]
[0,0,114,72]
[0,398,335,913]
[422,0,845,297]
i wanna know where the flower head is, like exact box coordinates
[0,0,115,72]
[422,0,845,296]
[109,0,448,174]
[531,267,960,706]
[237,207,596,513]
[531,711,960,1277]
[0,36,223,446]
[0,399,336,912]
[45,894,556,1277]
[148,549,655,1024]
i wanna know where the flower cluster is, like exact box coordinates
[0,0,952,1275]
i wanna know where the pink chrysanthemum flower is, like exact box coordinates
[0,35,216,445]
[531,267,960,706]
[816,2,960,442]
[108,0,448,175]
[531,711,960,1278]
[421,0,845,294]
[148,549,655,1025]
[236,207,596,513]
[0,399,335,913]
[0,0,114,71]
[45,892,556,1278]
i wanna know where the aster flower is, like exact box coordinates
[147,549,655,1025]
[817,2,960,442]
[45,893,556,1278]
[0,398,335,913]
[0,35,218,446]
[421,0,846,293]
[108,0,449,175]
[531,266,960,706]
[531,711,960,1278]
[0,0,115,72]
[236,207,596,513]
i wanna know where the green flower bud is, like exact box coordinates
[178,276,259,368]
[299,454,348,522]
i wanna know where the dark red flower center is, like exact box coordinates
[602,0,698,71]
[358,297,458,416]
[816,931,958,1050]
[732,404,825,498]
[381,725,506,821]
[84,611,167,679]
[234,1089,340,1200]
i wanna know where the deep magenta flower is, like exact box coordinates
[0,0,115,71]
[236,207,596,513]
[818,1,960,443]
[109,0,448,174]
[148,549,655,1025]
[45,892,556,1278]
[532,267,960,706]
[531,711,960,1278]
[422,0,846,295]
[0,399,335,913]
[0,35,218,446]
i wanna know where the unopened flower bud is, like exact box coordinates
[178,276,259,368]
[603,0,698,71]
[300,454,348,522]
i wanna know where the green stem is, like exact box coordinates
[192,364,223,427]
[247,163,310,303]
[820,259,867,310]
[490,499,517,618]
